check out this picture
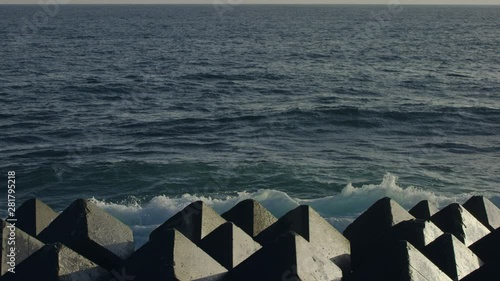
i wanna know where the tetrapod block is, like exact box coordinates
[124,229,227,281]
[431,203,490,246]
[221,199,277,237]
[199,222,261,269]
[255,205,351,273]
[149,201,226,243]
[38,199,134,270]
[423,233,483,281]
[463,196,500,231]
[229,231,343,281]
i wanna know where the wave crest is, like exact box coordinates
[90,173,492,248]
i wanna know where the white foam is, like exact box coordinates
[90,173,495,248]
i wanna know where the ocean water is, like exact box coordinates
[1,5,499,247]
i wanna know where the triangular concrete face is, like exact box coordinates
[385,219,444,249]
[149,200,226,244]
[352,219,444,270]
[13,198,58,237]
[463,196,500,231]
[1,220,45,276]
[409,200,439,220]
[460,262,500,281]
[38,199,134,270]
[345,240,452,281]
[221,199,277,237]
[199,222,261,269]
[343,197,414,270]
[424,234,483,281]
[1,243,109,281]
[124,229,227,281]
[255,205,351,274]
[229,232,343,281]
[431,203,490,246]
[469,228,500,263]
[344,197,415,243]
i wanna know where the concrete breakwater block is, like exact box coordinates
[123,228,227,281]
[345,240,452,281]
[38,199,134,270]
[1,220,44,276]
[199,222,261,269]
[149,201,226,243]
[221,199,277,237]
[255,205,351,274]
[423,233,483,281]
[463,196,500,231]
[228,231,343,281]
[13,198,58,237]
[343,197,415,270]
[431,203,490,246]
[0,243,109,281]
[351,219,444,270]
[382,219,444,250]
[469,228,500,263]
[409,200,439,220]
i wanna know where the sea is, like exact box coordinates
[1,4,499,247]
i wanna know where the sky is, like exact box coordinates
[1,0,499,4]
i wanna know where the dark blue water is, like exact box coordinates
[1,5,499,244]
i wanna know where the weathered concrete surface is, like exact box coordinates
[199,222,261,269]
[1,243,109,281]
[460,262,500,281]
[352,219,444,270]
[255,205,351,274]
[431,203,490,246]
[149,200,226,244]
[469,228,500,263]
[409,200,439,220]
[423,233,483,281]
[344,198,415,242]
[463,196,500,231]
[124,228,227,281]
[345,240,452,281]
[221,199,277,237]
[38,199,134,270]
[384,219,444,249]
[343,197,415,270]
[13,198,58,237]
[229,231,343,281]
[1,220,44,276]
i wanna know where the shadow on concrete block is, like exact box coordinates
[1,220,44,276]
[199,222,261,269]
[12,198,58,237]
[463,196,500,231]
[228,231,343,281]
[469,227,500,263]
[423,233,483,281]
[38,199,134,270]
[255,205,351,274]
[343,197,415,270]
[221,199,277,238]
[124,228,227,281]
[352,219,443,271]
[149,200,226,244]
[409,200,439,220]
[0,243,109,281]
[344,240,452,281]
[430,203,490,246]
